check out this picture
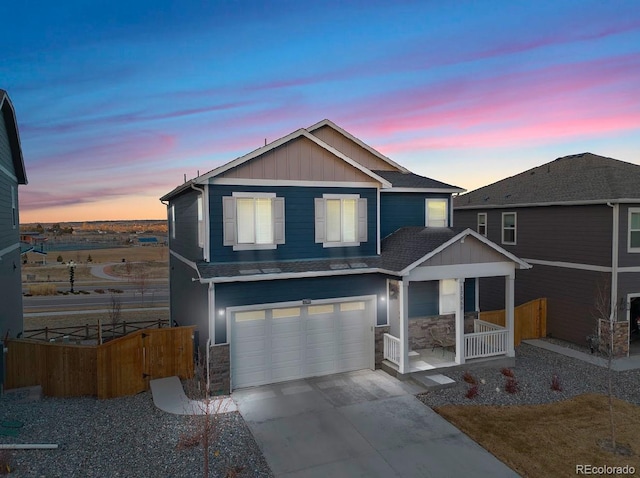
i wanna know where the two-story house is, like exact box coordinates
[162,120,530,393]
[454,153,640,357]
[0,89,28,340]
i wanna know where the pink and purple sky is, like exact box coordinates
[3,1,640,223]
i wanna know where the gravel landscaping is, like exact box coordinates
[418,343,640,408]
[0,389,273,477]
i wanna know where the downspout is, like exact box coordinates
[206,282,215,395]
[607,202,619,323]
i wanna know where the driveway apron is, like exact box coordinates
[234,369,518,478]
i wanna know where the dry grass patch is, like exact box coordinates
[436,394,639,478]
[28,283,58,296]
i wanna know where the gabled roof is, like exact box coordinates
[161,127,392,201]
[307,119,409,173]
[373,170,464,192]
[0,89,27,185]
[454,153,640,209]
[380,226,530,273]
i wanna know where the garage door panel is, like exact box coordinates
[232,298,373,389]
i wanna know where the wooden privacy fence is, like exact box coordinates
[21,318,170,342]
[479,298,547,346]
[4,326,194,399]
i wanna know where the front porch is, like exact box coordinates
[383,318,510,373]
[376,228,531,376]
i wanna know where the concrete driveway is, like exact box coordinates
[233,369,518,478]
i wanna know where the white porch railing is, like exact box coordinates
[473,319,504,333]
[383,333,401,366]
[465,326,508,360]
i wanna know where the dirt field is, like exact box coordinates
[22,246,168,282]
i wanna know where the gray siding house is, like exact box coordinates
[0,90,28,339]
[162,120,530,393]
[454,153,640,356]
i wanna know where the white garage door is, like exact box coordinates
[231,299,374,389]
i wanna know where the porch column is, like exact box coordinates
[505,274,515,357]
[398,279,409,374]
[455,278,465,364]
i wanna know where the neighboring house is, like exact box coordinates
[161,120,530,393]
[0,89,27,339]
[454,153,640,357]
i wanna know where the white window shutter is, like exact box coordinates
[314,198,325,243]
[357,198,367,242]
[274,197,285,244]
[222,196,236,246]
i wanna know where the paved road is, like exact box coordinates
[234,369,518,478]
[23,288,168,310]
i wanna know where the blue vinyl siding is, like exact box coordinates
[408,278,475,318]
[464,278,476,313]
[380,192,451,239]
[170,189,203,261]
[408,281,439,318]
[214,274,387,343]
[209,184,377,262]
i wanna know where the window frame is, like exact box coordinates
[11,186,16,229]
[628,208,640,253]
[170,204,176,239]
[315,194,367,248]
[197,195,204,248]
[501,212,517,245]
[425,198,449,228]
[223,192,285,251]
[477,212,487,236]
[439,279,457,315]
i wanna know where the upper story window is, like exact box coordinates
[426,199,448,227]
[315,194,367,248]
[170,204,176,239]
[502,212,516,245]
[11,186,16,229]
[223,192,285,251]
[477,213,487,236]
[628,208,640,252]
[197,195,204,248]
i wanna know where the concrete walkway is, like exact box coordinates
[149,376,236,415]
[524,339,640,371]
[234,369,518,478]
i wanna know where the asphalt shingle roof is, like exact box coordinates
[196,227,465,280]
[373,170,462,190]
[454,153,640,208]
[380,227,465,271]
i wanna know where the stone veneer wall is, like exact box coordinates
[408,312,479,351]
[375,325,390,368]
[209,344,231,395]
[598,319,629,358]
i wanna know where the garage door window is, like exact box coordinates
[309,304,334,315]
[235,310,266,322]
[272,307,301,318]
[340,301,365,311]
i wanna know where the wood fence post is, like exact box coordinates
[85,324,89,339]
[45,327,49,341]
[123,321,127,335]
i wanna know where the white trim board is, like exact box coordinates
[0,242,20,260]
[523,258,612,273]
[169,250,203,280]
[0,163,18,182]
